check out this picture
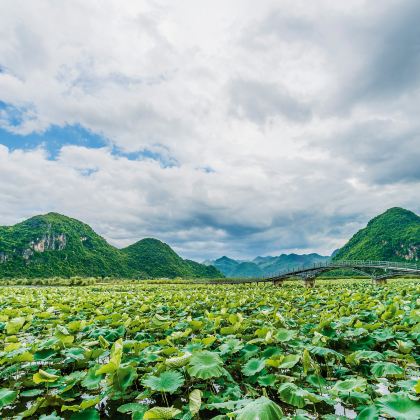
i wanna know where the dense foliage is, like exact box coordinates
[334,207,420,262]
[123,239,221,279]
[0,214,222,279]
[0,280,419,419]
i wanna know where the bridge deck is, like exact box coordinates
[195,260,420,285]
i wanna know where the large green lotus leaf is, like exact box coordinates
[188,351,224,379]
[220,325,238,335]
[309,346,344,360]
[371,329,395,342]
[370,362,404,377]
[242,358,266,376]
[189,389,202,416]
[278,383,308,408]
[165,352,191,368]
[257,374,277,387]
[219,338,243,355]
[98,335,110,349]
[55,328,75,345]
[89,326,125,342]
[306,374,326,388]
[0,388,18,409]
[142,370,184,394]
[39,411,64,419]
[69,408,100,420]
[17,396,47,418]
[241,344,260,360]
[395,379,417,392]
[34,348,57,361]
[6,317,26,334]
[81,365,104,390]
[235,397,283,420]
[395,340,414,354]
[201,335,216,347]
[62,397,100,413]
[38,337,60,350]
[376,393,420,420]
[117,402,148,414]
[112,365,138,393]
[346,350,384,365]
[262,347,283,359]
[143,406,182,419]
[63,347,86,362]
[278,354,300,369]
[33,369,60,384]
[11,350,34,363]
[184,342,203,353]
[332,377,367,394]
[95,338,123,374]
[293,409,313,420]
[302,348,315,374]
[341,391,371,405]
[356,405,379,420]
[275,328,297,342]
[21,388,44,397]
[206,399,250,411]
[57,371,86,393]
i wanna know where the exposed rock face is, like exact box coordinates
[30,233,67,253]
[22,249,34,260]
[0,232,68,264]
[397,244,419,261]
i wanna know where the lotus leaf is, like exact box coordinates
[142,371,184,394]
[188,351,224,379]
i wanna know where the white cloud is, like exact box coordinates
[0,0,419,259]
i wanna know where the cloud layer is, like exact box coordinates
[0,0,419,259]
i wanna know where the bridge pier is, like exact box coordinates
[273,279,284,286]
[373,278,388,286]
[304,278,316,288]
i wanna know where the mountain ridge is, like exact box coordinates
[207,252,331,278]
[0,213,222,279]
[333,207,420,262]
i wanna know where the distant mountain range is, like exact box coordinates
[0,207,418,279]
[204,253,331,278]
[0,213,222,279]
[206,207,420,278]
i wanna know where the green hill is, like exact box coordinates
[122,238,221,278]
[0,213,222,279]
[333,207,420,262]
[230,261,263,278]
[209,256,240,276]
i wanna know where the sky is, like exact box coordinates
[0,0,419,260]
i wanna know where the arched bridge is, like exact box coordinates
[201,260,420,287]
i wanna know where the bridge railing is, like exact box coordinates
[264,259,420,280]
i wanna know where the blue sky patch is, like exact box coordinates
[0,122,109,159]
[0,105,177,167]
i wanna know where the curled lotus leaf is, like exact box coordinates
[165,352,191,368]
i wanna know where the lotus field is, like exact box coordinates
[0,280,419,419]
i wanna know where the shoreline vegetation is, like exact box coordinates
[0,276,419,287]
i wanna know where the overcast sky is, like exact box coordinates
[0,0,419,260]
